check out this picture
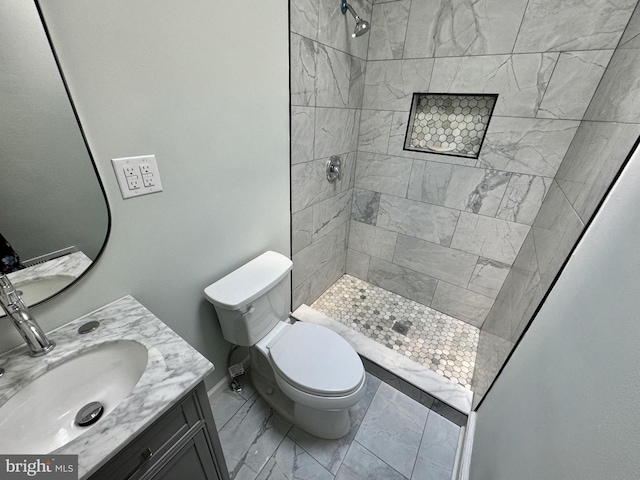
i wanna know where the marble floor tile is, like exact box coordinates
[255,437,334,480]
[218,393,293,480]
[288,373,381,474]
[209,387,250,432]
[355,382,430,478]
[210,363,463,480]
[414,412,460,474]
[411,461,452,480]
[335,441,408,480]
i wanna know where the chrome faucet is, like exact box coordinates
[0,273,55,356]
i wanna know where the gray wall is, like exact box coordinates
[473,3,640,403]
[0,0,290,388]
[290,0,370,308]
[0,1,108,261]
[469,131,640,480]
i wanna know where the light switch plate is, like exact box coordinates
[112,155,163,199]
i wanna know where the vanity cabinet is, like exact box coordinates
[90,382,229,480]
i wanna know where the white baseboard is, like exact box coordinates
[206,375,231,400]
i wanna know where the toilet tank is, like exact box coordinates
[204,251,293,346]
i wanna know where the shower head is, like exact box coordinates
[352,17,370,38]
[341,0,370,38]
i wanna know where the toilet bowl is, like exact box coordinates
[204,251,365,439]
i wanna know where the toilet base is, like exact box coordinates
[293,403,351,440]
[250,350,356,439]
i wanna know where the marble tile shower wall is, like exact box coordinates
[343,0,639,331]
[290,0,372,308]
[473,2,640,404]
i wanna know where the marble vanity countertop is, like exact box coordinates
[7,251,92,284]
[0,295,214,479]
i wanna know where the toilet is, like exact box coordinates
[204,251,365,439]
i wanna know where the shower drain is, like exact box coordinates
[392,321,410,335]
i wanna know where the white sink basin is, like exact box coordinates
[0,340,148,454]
[16,274,76,305]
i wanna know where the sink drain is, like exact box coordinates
[75,401,104,427]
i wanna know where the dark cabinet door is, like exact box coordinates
[89,382,229,480]
[144,429,220,480]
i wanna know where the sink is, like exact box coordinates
[15,274,76,305]
[0,340,148,454]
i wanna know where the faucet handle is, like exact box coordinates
[0,273,23,308]
[0,273,55,356]
[0,273,14,302]
[0,272,11,290]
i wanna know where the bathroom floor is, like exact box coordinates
[311,275,479,390]
[209,373,461,480]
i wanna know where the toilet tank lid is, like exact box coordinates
[204,251,293,309]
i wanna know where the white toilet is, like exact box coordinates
[204,250,366,439]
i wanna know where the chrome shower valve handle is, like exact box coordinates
[326,156,342,183]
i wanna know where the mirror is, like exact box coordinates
[0,1,110,306]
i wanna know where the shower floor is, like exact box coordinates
[311,275,479,390]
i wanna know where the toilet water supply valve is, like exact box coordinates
[227,345,246,393]
[229,363,245,393]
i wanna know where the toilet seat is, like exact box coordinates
[268,322,364,397]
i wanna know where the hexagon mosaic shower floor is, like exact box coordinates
[311,275,479,390]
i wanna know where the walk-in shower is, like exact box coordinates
[290,0,640,409]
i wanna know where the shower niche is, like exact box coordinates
[403,93,497,159]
